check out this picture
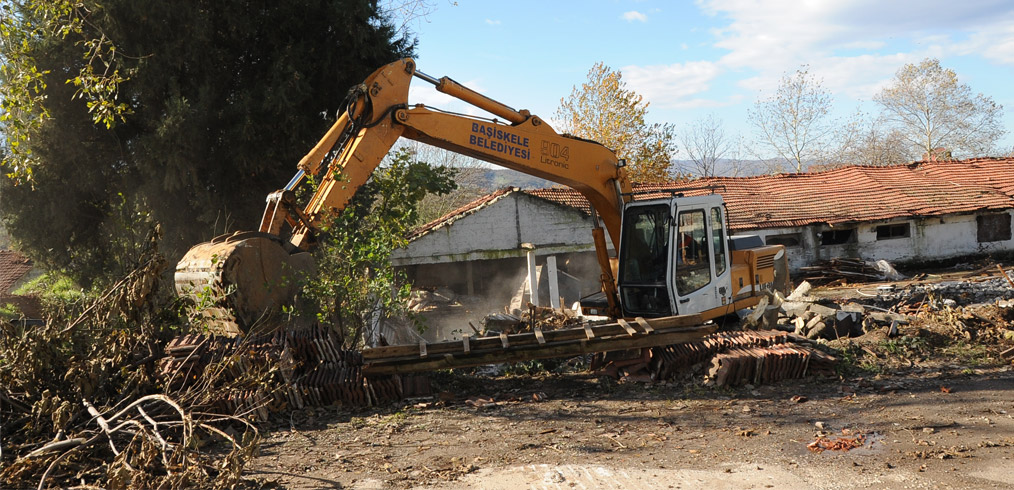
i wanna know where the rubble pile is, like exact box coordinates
[747,264,1014,367]
[482,305,585,335]
[799,258,904,284]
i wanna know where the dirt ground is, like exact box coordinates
[249,361,1013,489]
[247,271,1014,490]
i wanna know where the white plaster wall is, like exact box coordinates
[396,197,521,262]
[858,213,1014,263]
[393,194,613,266]
[515,194,600,249]
[751,211,1014,272]
[749,227,819,273]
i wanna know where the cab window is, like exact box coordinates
[711,207,727,276]
[674,209,711,295]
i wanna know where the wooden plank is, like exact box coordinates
[617,318,636,336]
[534,328,545,344]
[500,332,509,349]
[419,340,427,358]
[527,251,539,307]
[547,256,560,309]
[361,313,705,360]
[462,334,470,354]
[634,317,654,333]
[363,325,717,375]
[365,320,714,367]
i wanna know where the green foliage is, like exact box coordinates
[303,148,456,349]
[555,62,678,182]
[0,0,415,287]
[14,272,87,306]
[879,335,927,357]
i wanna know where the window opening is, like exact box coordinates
[674,209,711,295]
[977,214,1012,243]
[876,223,910,240]
[711,207,727,276]
[820,228,855,246]
[765,233,801,247]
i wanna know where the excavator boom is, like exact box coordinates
[175,59,632,334]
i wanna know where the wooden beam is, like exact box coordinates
[361,313,704,361]
[363,324,717,375]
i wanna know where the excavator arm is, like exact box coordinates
[176,58,631,334]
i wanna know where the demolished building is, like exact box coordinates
[394,157,1014,298]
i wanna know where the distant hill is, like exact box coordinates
[476,169,557,190]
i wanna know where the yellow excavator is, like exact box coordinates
[174,58,788,337]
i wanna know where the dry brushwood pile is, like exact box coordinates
[0,231,266,490]
[481,305,586,335]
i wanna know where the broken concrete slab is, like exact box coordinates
[787,281,813,301]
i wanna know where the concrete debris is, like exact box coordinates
[787,281,814,301]
[770,263,1014,341]
[799,258,904,284]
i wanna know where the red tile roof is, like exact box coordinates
[408,187,517,240]
[492,158,1014,233]
[0,250,33,294]
[408,158,1014,238]
[642,157,1014,231]
[525,188,593,215]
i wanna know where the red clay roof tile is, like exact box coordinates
[409,158,1014,237]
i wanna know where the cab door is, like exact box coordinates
[671,195,730,315]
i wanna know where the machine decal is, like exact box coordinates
[469,123,530,159]
[539,141,571,169]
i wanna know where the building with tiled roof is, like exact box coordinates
[0,250,42,319]
[514,157,1014,271]
[0,250,34,294]
[395,157,1014,293]
[392,186,607,300]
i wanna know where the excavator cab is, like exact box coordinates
[617,194,734,318]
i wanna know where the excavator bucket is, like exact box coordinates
[174,232,315,335]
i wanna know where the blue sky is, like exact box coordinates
[401,0,1014,156]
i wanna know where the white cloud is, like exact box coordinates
[622,61,722,109]
[485,19,501,26]
[621,11,647,22]
[697,0,1014,102]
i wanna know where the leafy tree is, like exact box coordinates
[303,148,456,348]
[748,66,834,173]
[0,0,414,285]
[874,58,1006,160]
[555,62,678,182]
[821,110,909,169]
